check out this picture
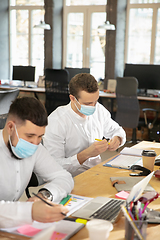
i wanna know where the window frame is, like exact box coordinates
[125,0,160,64]
[63,1,106,71]
[9,3,44,79]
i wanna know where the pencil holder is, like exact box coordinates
[125,217,147,240]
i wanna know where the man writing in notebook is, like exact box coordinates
[43,73,126,176]
[0,97,74,228]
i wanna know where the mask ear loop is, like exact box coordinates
[14,124,20,141]
[74,98,81,112]
[9,124,19,147]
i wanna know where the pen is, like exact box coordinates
[121,205,144,240]
[60,194,72,205]
[95,138,110,144]
[142,202,149,214]
[64,197,72,206]
[32,192,66,216]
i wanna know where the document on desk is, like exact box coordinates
[1,220,84,240]
[64,194,93,216]
[103,147,143,169]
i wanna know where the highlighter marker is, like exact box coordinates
[95,138,110,144]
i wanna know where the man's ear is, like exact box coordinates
[6,121,15,136]
[69,94,75,102]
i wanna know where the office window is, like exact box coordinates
[66,0,106,6]
[66,13,84,68]
[130,0,160,3]
[63,2,106,80]
[9,1,44,81]
[154,8,160,63]
[126,1,160,64]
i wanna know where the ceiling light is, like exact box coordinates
[34,21,51,30]
[98,21,115,30]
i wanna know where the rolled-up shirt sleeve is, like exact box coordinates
[33,145,74,202]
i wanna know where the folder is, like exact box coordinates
[110,176,155,192]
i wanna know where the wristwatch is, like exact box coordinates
[39,189,53,201]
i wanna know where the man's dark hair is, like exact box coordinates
[8,97,48,126]
[69,73,98,99]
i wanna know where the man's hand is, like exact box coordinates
[32,201,68,223]
[27,192,45,203]
[77,139,109,164]
[108,136,121,151]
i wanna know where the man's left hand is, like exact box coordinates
[108,136,121,151]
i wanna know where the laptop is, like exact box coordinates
[72,171,154,223]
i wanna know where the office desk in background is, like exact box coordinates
[99,91,160,114]
[0,85,45,104]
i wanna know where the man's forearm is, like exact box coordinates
[77,149,90,165]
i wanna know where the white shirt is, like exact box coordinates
[0,130,74,227]
[43,102,126,175]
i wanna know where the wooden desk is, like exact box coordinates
[69,141,160,240]
[0,141,160,239]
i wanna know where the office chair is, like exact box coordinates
[0,88,19,129]
[25,172,39,198]
[65,67,90,81]
[115,77,140,143]
[142,108,160,141]
[45,68,70,115]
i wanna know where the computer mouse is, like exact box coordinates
[155,159,160,166]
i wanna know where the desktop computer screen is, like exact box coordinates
[124,63,160,91]
[12,65,35,83]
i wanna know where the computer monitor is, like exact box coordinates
[65,67,90,82]
[12,65,35,86]
[124,63,160,92]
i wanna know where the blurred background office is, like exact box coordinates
[0,0,149,85]
[1,0,160,142]
[1,0,160,86]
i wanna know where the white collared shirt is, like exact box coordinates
[0,130,74,227]
[43,102,126,175]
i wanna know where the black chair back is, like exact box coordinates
[45,68,70,115]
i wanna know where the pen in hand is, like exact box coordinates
[95,138,110,144]
[32,192,66,216]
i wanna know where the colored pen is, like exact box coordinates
[121,206,144,240]
[64,197,72,206]
[60,194,71,205]
[95,138,110,144]
[142,202,149,214]
[32,192,66,216]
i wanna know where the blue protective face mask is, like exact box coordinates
[9,125,38,159]
[75,98,96,116]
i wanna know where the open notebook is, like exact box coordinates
[72,171,154,223]
[103,147,143,169]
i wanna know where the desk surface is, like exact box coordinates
[0,85,45,93]
[1,86,160,101]
[99,91,160,102]
[0,141,160,240]
[70,141,160,240]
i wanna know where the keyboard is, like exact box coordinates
[89,199,124,222]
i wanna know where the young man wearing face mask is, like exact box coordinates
[0,97,74,228]
[43,73,126,176]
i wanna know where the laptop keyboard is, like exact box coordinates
[89,199,124,222]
